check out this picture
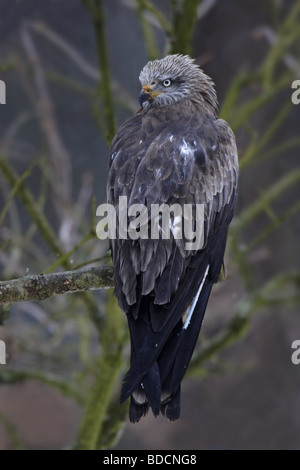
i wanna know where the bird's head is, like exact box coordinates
[138,54,218,114]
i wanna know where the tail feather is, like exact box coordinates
[161,386,181,422]
[129,396,149,423]
[121,261,209,402]
[169,280,213,393]
[142,362,161,417]
[121,228,229,422]
[121,272,215,422]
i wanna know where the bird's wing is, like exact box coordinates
[108,104,238,322]
[107,102,238,420]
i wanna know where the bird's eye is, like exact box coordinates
[162,79,172,87]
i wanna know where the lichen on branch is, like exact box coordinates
[0,266,114,305]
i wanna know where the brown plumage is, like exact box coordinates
[107,54,238,422]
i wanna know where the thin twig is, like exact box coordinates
[235,169,300,229]
[254,25,300,74]
[20,22,75,249]
[0,368,84,404]
[0,156,66,263]
[28,21,137,113]
[86,0,116,143]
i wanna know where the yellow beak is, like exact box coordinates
[139,85,163,106]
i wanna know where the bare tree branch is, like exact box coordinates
[0,266,114,305]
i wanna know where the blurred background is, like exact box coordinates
[0,0,299,450]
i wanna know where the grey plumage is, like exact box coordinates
[107,54,238,422]
[139,54,218,112]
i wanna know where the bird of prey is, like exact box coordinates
[107,54,238,422]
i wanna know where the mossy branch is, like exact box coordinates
[84,0,116,144]
[170,0,202,55]
[75,351,124,450]
[75,292,127,450]
[0,266,114,305]
[136,0,160,60]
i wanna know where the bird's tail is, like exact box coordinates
[121,273,214,422]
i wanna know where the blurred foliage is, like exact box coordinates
[0,0,299,450]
